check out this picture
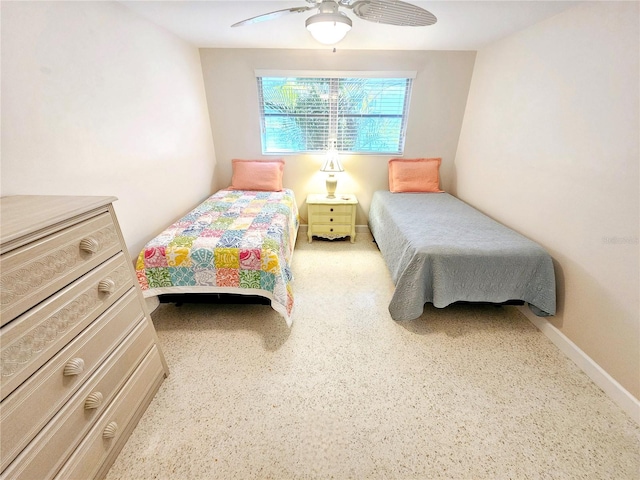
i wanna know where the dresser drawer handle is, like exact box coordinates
[98,278,116,295]
[63,358,85,376]
[79,237,100,254]
[330,218,334,222]
[330,228,334,232]
[85,392,104,410]
[103,421,118,439]
[330,208,334,212]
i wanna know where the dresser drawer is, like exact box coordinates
[54,346,165,480]
[1,253,134,400]
[0,289,144,471]
[1,318,156,480]
[311,224,352,235]
[1,212,121,326]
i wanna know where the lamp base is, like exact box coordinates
[325,174,337,198]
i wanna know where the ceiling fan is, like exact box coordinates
[231,0,437,45]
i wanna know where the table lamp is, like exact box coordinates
[320,139,344,198]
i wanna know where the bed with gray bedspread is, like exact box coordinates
[369,191,556,321]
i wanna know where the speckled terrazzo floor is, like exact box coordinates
[106,231,640,479]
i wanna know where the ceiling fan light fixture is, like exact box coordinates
[305,12,352,45]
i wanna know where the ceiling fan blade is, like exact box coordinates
[231,6,313,27]
[349,0,437,27]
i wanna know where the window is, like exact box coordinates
[256,71,415,155]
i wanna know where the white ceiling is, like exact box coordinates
[120,1,582,51]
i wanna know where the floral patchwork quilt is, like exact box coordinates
[135,189,299,325]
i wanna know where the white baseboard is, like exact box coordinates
[518,306,640,424]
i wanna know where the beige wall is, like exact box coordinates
[1,1,216,257]
[199,48,476,224]
[454,2,639,399]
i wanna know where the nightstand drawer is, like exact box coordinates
[309,204,353,215]
[312,224,352,235]
[313,214,352,224]
[1,212,121,327]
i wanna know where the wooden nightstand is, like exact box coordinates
[306,193,358,243]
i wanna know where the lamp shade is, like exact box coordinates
[320,143,344,173]
[305,12,352,45]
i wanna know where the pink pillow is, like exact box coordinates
[230,159,284,191]
[388,158,444,193]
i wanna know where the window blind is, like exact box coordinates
[257,75,413,155]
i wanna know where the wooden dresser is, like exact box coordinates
[0,195,169,480]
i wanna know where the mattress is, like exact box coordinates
[368,191,556,321]
[135,189,299,325]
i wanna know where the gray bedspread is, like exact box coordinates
[368,191,556,321]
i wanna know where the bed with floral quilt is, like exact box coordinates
[135,189,299,326]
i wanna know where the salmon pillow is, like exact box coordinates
[388,158,444,193]
[230,159,284,191]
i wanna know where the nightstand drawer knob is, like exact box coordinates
[330,228,334,232]
[330,208,334,212]
[330,218,333,222]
